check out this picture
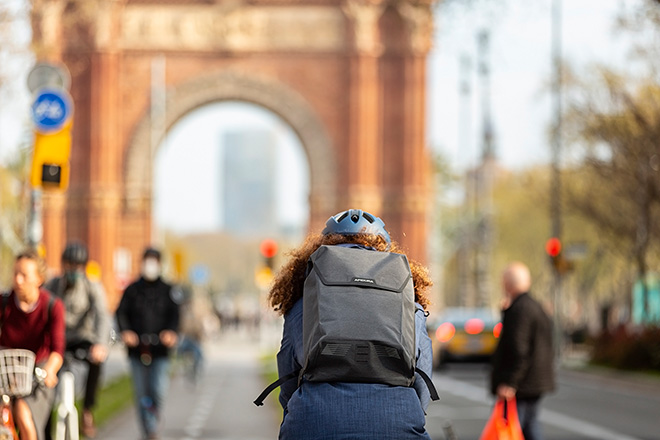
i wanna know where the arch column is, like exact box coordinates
[398,1,434,263]
[343,0,386,214]
[378,0,433,262]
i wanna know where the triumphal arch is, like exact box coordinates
[31,0,434,304]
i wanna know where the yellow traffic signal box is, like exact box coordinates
[30,121,72,191]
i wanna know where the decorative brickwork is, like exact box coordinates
[31,0,434,306]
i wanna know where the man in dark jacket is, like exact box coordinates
[116,247,180,440]
[490,262,555,440]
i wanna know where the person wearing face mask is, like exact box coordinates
[44,241,111,438]
[115,247,180,440]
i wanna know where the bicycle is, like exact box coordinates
[50,343,108,440]
[175,336,203,385]
[50,369,78,440]
[0,349,46,440]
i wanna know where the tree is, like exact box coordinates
[0,1,33,288]
[0,146,31,288]
[563,65,660,323]
[557,0,660,325]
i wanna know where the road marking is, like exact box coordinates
[427,403,490,420]
[433,376,643,440]
[541,411,642,440]
[183,374,221,439]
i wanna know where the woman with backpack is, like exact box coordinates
[267,209,435,439]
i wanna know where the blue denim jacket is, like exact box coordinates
[277,298,433,439]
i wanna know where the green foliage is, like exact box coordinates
[435,160,640,328]
[50,374,134,438]
[561,8,660,321]
[259,352,283,418]
[0,148,32,288]
[438,164,557,307]
[86,374,134,427]
[492,167,551,274]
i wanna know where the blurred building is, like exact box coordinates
[222,130,277,238]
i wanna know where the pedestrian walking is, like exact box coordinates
[45,241,112,438]
[176,287,216,384]
[115,247,180,440]
[490,262,556,440]
[265,209,436,439]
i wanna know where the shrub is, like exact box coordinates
[591,325,660,371]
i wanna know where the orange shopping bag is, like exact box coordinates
[479,398,525,440]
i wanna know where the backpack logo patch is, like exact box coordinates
[352,277,375,284]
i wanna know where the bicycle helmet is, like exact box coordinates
[61,241,89,265]
[322,209,391,245]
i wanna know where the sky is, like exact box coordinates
[153,102,308,234]
[429,0,633,171]
[0,0,643,234]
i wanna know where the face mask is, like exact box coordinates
[142,258,161,281]
[65,270,83,286]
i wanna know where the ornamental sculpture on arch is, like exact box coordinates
[31,0,435,307]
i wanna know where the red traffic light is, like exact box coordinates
[260,239,278,259]
[545,237,562,257]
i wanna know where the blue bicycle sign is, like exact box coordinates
[32,88,73,133]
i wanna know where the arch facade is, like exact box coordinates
[32,0,435,305]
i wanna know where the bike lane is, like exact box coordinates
[96,332,280,440]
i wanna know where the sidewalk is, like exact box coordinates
[96,330,281,440]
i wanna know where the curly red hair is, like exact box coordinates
[268,233,432,315]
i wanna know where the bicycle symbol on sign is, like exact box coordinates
[31,88,73,133]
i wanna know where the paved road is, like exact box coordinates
[96,332,660,440]
[96,330,280,440]
[427,361,660,440]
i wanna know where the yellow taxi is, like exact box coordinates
[428,307,501,368]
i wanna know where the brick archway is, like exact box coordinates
[32,0,435,305]
[124,69,337,221]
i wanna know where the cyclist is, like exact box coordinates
[116,247,180,440]
[268,210,435,439]
[44,242,111,438]
[0,250,65,440]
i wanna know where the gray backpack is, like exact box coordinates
[254,244,438,406]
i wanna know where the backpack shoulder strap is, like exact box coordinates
[74,278,96,327]
[415,367,440,401]
[44,292,56,324]
[253,370,299,407]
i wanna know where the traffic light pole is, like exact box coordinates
[27,188,43,249]
[551,0,564,361]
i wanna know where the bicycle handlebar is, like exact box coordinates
[34,367,47,384]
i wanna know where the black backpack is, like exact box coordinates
[254,245,438,406]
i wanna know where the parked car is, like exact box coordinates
[427,307,502,368]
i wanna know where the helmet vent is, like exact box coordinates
[336,212,349,222]
[321,209,391,245]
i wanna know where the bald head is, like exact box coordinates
[502,262,531,299]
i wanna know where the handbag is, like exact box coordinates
[479,398,525,440]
